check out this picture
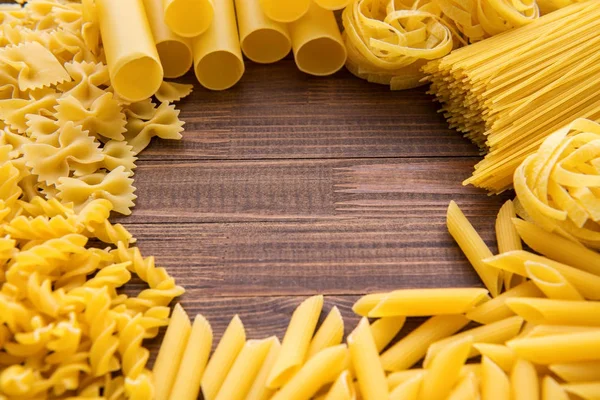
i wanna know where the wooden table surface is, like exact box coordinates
[116,61,510,353]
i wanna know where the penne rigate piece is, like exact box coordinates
[542,376,570,400]
[353,293,387,317]
[465,281,543,324]
[510,359,539,400]
[307,306,344,359]
[561,382,600,400]
[447,372,480,400]
[506,298,600,326]
[507,331,600,364]
[420,336,473,400]
[496,200,523,289]
[348,318,388,400]
[447,201,503,297]
[473,343,516,372]
[267,295,323,389]
[259,0,310,23]
[525,261,584,300]
[324,370,355,400]
[549,361,600,383]
[246,336,281,400]
[424,316,524,367]
[314,0,352,10]
[389,372,423,400]
[367,288,489,318]
[370,317,406,353]
[169,314,213,400]
[381,314,469,371]
[153,304,191,400]
[201,315,246,400]
[271,344,349,400]
[163,0,214,38]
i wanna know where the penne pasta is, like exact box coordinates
[542,376,570,400]
[169,314,212,400]
[201,315,246,400]
[507,331,600,364]
[288,2,347,76]
[246,336,281,400]
[235,0,291,64]
[324,370,355,400]
[473,343,516,372]
[348,318,388,400]
[525,261,584,300]
[447,201,503,297]
[389,372,423,400]
[549,361,600,383]
[352,292,387,317]
[370,317,406,353]
[267,295,323,389]
[447,372,480,400]
[96,0,163,102]
[163,0,214,38]
[367,288,489,318]
[496,200,523,289]
[525,325,600,338]
[513,218,600,276]
[561,382,600,400]
[314,0,352,10]
[465,281,543,324]
[424,316,524,367]
[214,338,274,400]
[387,369,426,391]
[510,359,539,400]
[142,0,193,78]
[192,0,245,90]
[381,314,469,371]
[153,304,191,400]
[420,336,473,400]
[307,306,344,359]
[506,298,600,326]
[259,0,310,23]
[271,344,349,400]
[481,356,510,400]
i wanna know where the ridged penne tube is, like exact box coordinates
[387,369,426,390]
[507,331,600,364]
[259,0,310,23]
[153,304,191,400]
[389,372,423,400]
[525,261,584,300]
[484,251,600,300]
[169,314,213,400]
[234,0,291,64]
[481,356,510,400]
[447,201,503,297]
[466,281,543,324]
[381,314,469,371]
[324,370,355,400]
[163,0,214,37]
[96,0,163,102]
[367,288,489,318]
[510,359,539,400]
[214,338,274,400]
[550,361,600,382]
[370,316,406,353]
[246,337,281,400]
[420,336,473,400]
[542,376,570,400]
[424,316,524,367]
[142,0,193,78]
[307,306,344,359]
[313,0,351,10]
[506,298,600,326]
[192,0,244,90]
[288,2,347,76]
[267,295,323,389]
[496,200,523,289]
[352,292,386,316]
[525,325,600,338]
[473,343,516,372]
[271,344,349,400]
[348,318,388,400]
[447,372,479,400]
[562,382,600,400]
[513,218,600,276]
[201,315,246,400]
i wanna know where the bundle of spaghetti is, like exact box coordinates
[423,1,600,193]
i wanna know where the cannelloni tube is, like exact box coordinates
[259,0,310,23]
[163,0,214,38]
[314,0,351,10]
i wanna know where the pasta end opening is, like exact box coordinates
[295,37,346,77]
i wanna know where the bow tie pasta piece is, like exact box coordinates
[25,114,60,146]
[0,95,58,133]
[154,81,193,104]
[57,61,110,107]
[124,102,184,155]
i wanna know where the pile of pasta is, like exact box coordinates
[422,1,600,193]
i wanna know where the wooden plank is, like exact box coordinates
[140,64,478,160]
[120,157,504,224]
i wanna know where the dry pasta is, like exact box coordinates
[495,200,523,289]
[510,359,539,400]
[163,0,214,38]
[259,0,310,23]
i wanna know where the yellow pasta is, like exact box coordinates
[380,314,469,371]
[192,0,244,90]
[352,292,386,316]
[510,359,539,400]
[259,0,310,23]
[153,303,191,400]
[307,306,344,359]
[288,2,346,77]
[542,376,570,400]
[466,281,543,324]
[246,336,281,400]
[525,325,600,338]
[235,0,291,64]
[447,372,479,400]
[473,343,516,372]
[496,200,523,289]
[550,361,600,383]
[370,316,406,353]
[348,318,388,400]
[506,298,600,326]
[169,315,213,400]
[507,331,600,364]
[96,0,163,102]
[314,0,352,10]
[389,372,423,400]
[481,356,510,400]
[525,261,584,300]
[561,382,600,400]
[201,315,246,400]
[447,201,503,297]
[163,0,214,38]
[155,81,194,104]
[267,295,323,389]
[324,370,355,400]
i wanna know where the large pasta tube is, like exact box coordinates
[193,0,244,90]
[235,0,291,64]
[163,0,214,38]
[314,0,351,10]
[288,2,347,76]
[259,0,310,23]
[143,0,193,78]
[96,0,163,102]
